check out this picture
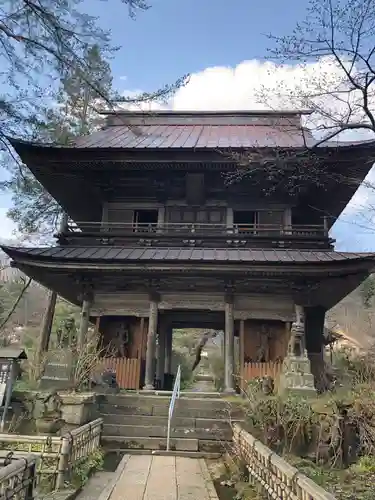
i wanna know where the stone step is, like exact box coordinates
[97,403,240,419]
[100,413,233,430]
[101,394,233,408]
[142,390,222,398]
[194,374,215,382]
[102,424,232,440]
[102,448,223,459]
[101,435,199,452]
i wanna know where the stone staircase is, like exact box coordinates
[97,392,243,456]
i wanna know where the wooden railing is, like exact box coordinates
[242,361,283,389]
[100,357,140,390]
[233,424,337,500]
[0,418,103,491]
[62,221,329,239]
[0,454,36,500]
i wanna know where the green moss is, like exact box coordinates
[72,449,104,488]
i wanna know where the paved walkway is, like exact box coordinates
[108,455,218,500]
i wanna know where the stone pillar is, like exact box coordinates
[224,295,235,394]
[164,326,173,374]
[279,304,316,396]
[78,291,93,349]
[156,325,166,389]
[143,294,159,390]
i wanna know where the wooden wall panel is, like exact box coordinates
[243,319,289,362]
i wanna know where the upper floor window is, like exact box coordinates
[134,209,158,228]
[168,207,225,225]
[232,210,284,232]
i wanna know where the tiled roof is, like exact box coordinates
[2,246,375,264]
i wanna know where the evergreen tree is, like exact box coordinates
[5,44,115,235]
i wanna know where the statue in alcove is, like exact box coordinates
[113,322,130,358]
[255,325,271,362]
[57,316,76,348]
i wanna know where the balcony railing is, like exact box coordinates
[63,221,328,237]
[57,221,332,249]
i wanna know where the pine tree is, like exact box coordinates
[5,44,115,235]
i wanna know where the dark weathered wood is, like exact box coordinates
[34,289,57,376]
[143,298,158,390]
[78,295,93,348]
[239,319,245,391]
[38,290,57,353]
[224,296,235,393]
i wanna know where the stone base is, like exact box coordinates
[60,393,95,426]
[143,384,155,391]
[279,355,316,397]
[222,387,236,395]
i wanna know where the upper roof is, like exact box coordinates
[7,110,375,229]
[73,110,312,149]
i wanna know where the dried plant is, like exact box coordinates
[69,329,116,391]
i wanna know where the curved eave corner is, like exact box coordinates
[3,245,375,269]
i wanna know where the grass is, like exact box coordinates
[289,455,375,500]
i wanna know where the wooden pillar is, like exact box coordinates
[156,325,166,388]
[39,290,57,353]
[164,326,173,374]
[239,319,245,392]
[224,295,235,393]
[35,290,57,376]
[157,206,165,227]
[78,291,93,349]
[143,294,159,390]
[226,207,234,230]
[59,212,69,232]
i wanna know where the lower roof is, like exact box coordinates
[2,245,375,264]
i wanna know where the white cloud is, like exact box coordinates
[0,206,18,243]
[121,56,375,144]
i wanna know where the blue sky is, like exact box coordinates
[87,0,310,92]
[1,0,375,251]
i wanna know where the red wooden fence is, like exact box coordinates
[99,357,141,390]
[242,361,283,388]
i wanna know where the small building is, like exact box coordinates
[3,110,375,392]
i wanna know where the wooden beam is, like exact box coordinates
[224,295,235,394]
[143,296,158,390]
[239,319,245,393]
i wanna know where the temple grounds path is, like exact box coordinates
[108,454,218,500]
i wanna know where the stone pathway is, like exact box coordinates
[108,455,218,500]
[75,471,114,500]
[191,373,216,392]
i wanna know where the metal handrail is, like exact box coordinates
[166,365,181,452]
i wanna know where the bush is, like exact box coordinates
[172,349,194,390]
[209,354,224,391]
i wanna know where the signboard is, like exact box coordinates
[0,363,10,407]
